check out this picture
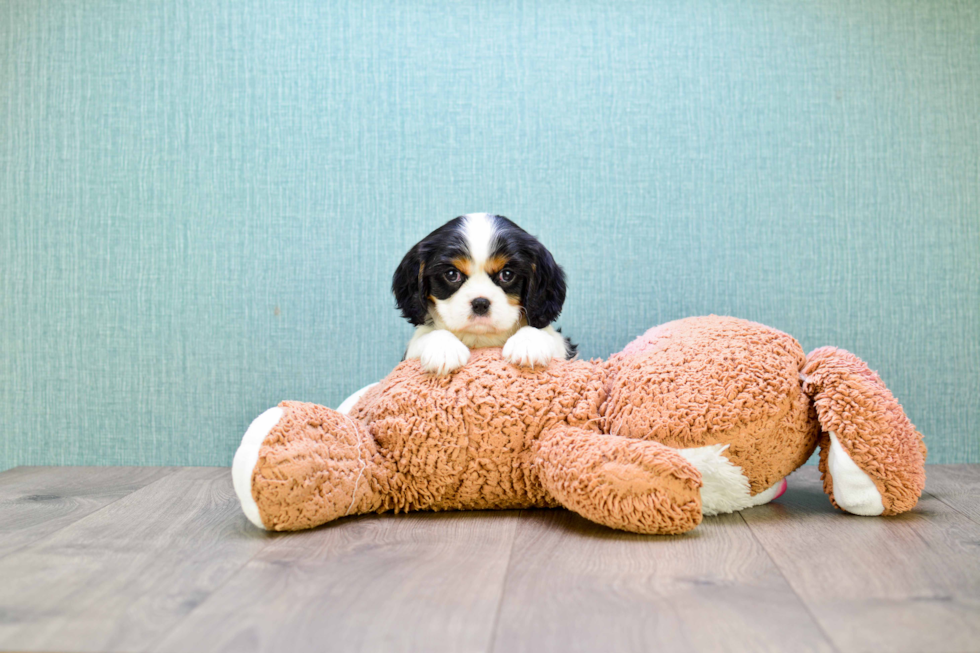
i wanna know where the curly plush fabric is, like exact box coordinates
[604,316,818,494]
[802,347,927,515]
[240,315,926,534]
[253,350,627,529]
[535,426,703,534]
[251,401,386,531]
[352,349,608,512]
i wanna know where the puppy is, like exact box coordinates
[392,213,576,375]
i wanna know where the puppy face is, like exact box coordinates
[392,213,566,336]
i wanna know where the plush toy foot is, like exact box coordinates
[231,401,387,531]
[232,407,284,530]
[678,444,787,516]
[536,425,703,534]
[803,347,927,516]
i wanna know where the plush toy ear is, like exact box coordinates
[802,346,927,516]
[523,243,567,328]
[391,244,429,326]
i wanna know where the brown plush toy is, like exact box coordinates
[232,316,926,534]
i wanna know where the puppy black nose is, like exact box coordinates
[471,298,491,315]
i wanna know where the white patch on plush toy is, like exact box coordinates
[231,406,283,530]
[752,477,787,506]
[827,432,885,516]
[337,382,379,415]
[678,444,786,516]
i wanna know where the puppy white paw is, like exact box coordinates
[418,330,470,376]
[503,326,562,369]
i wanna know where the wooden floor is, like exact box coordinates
[0,466,978,653]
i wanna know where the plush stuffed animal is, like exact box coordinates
[231,316,926,534]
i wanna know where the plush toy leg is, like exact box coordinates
[232,401,391,531]
[802,347,927,516]
[534,425,703,534]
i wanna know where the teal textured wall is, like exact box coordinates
[1,1,978,470]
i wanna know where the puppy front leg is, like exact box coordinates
[406,325,471,376]
[502,325,568,369]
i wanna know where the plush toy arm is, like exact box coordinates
[232,401,393,531]
[802,347,926,516]
[534,424,703,534]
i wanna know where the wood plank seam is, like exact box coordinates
[736,511,844,653]
[145,526,280,652]
[151,509,522,652]
[0,467,180,563]
[484,508,524,653]
[922,490,980,527]
[0,468,277,652]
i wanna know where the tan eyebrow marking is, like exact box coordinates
[484,255,510,275]
[450,257,472,276]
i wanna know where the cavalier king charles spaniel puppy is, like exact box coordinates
[392,213,576,375]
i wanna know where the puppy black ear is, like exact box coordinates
[392,244,429,326]
[523,244,567,328]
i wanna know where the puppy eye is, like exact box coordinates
[497,269,515,283]
[444,269,462,283]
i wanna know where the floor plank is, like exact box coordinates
[1,465,977,653]
[489,508,836,653]
[153,510,520,653]
[0,466,175,559]
[742,466,980,653]
[0,467,273,653]
[923,465,980,525]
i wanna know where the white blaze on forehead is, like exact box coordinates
[461,213,498,268]
[430,212,521,347]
